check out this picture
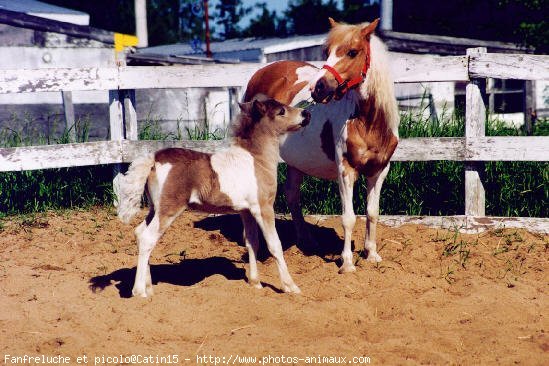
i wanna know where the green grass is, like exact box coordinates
[0,109,547,218]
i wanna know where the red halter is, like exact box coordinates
[322,44,371,99]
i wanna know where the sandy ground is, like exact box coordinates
[0,206,547,366]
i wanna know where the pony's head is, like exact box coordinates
[310,18,379,103]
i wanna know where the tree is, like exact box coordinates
[339,0,380,25]
[393,0,548,53]
[242,2,278,38]
[214,0,250,39]
[284,0,341,35]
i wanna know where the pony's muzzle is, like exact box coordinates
[311,77,337,104]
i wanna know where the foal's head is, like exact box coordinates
[310,18,379,103]
[234,95,311,139]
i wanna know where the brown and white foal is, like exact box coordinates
[115,98,310,297]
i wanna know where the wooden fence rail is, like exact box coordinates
[0,50,548,232]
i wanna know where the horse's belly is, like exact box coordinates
[280,128,338,181]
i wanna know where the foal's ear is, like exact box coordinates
[361,18,379,39]
[251,100,267,120]
[238,101,253,114]
[328,17,339,28]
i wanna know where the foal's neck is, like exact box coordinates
[235,131,280,175]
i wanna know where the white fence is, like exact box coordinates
[0,49,548,232]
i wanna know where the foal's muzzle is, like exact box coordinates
[301,110,311,126]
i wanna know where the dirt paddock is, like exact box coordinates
[0,207,547,365]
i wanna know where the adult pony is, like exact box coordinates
[244,18,399,273]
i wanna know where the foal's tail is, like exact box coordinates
[114,155,155,224]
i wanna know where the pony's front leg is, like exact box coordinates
[240,210,262,289]
[251,205,300,294]
[337,165,358,274]
[364,163,390,263]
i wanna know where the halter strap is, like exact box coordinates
[321,44,371,97]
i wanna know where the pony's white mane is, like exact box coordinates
[360,35,400,136]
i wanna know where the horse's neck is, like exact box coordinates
[355,81,396,136]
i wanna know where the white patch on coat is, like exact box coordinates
[291,65,316,105]
[151,162,172,205]
[210,146,258,211]
[308,48,342,91]
[189,189,201,205]
[280,90,359,180]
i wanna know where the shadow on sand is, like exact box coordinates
[89,214,346,298]
[89,256,246,298]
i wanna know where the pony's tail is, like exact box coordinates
[114,155,155,224]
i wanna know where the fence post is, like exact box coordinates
[109,89,125,204]
[122,89,138,140]
[62,91,76,142]
[465,47,486,217]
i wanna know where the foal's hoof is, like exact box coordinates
[366,252,383,263]
[283,283,301,294]
[338,264,357,274]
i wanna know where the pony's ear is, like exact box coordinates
[328,17,339,28]
[361,18,379,39]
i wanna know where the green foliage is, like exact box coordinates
[215,0,250,39]
[0,111,546,218]
[274,115,548,217]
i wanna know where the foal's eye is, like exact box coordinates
[278,108,285,116]
[347,49,358,58]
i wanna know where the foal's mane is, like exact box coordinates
[230,111,256,140]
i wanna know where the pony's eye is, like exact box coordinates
[347,49,358,58]
[278,108,285,116]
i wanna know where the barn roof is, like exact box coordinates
[0,0,89,25]
[130,29,525,65]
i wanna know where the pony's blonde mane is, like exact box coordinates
[363,34,400,136]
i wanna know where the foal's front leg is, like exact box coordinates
[240,210,262,289]
[337,165,358,274]
[250,205,300,294]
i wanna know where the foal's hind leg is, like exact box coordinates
[364,163,390,263]
[240,210,262,289]
[285,166,317,250]
[337,166,358,274]
[133,207,185,297]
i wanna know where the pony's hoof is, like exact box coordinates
[132,287,149,298]
[249,279,263,289]
[338,264,357,274]
[283,283,301,294]
[367,252,382,263]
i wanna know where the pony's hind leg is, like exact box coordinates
[337,166,358,274]
[285,166,317,251]
[240,210,262,289]
[364,163,390,263]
